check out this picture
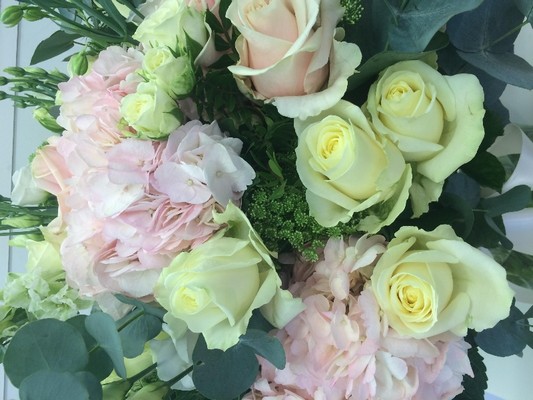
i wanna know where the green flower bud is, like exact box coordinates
[1,6,24,28]
[24,67,47,77]
[4,66,25,77]
[2,215,41,229]
[0,91,8,101]
[0,76,8,86]
[33,107,63,133]
[23,7,46,22]
[68,52,89,76]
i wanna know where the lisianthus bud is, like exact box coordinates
[1,5,23,27]
[68,52,89,76]
[23,7,46,22]
[33,107,63,133]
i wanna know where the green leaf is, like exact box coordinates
[462,151,506,192]
[458,50,533,90]
[439,193,475,237]
[356,0,483,54]
[95,0,128,33]
[447,0,533,89]
[475,303,531,356]
[120,314,162,358]
[239,329,285,369]
[192,335,259,400]
[513,0,533,26]
[4,319,89,387]
[31,31,81,65]
[502,251,533,290]
[85,312,127,379]
[480,185,532,217]
[19,371,90,400]
[67,315,115,381]
[74,371,103,400]
[115,294,166,319]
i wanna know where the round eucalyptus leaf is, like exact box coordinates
[19,370,89,400]
[4,319,89,387]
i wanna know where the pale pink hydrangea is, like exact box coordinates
[56,46,143,144]
[33,118,255,300]
[247,236,473,400]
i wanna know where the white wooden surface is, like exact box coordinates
[0,4,532,399]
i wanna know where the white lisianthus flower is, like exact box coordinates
[11,164,49,206]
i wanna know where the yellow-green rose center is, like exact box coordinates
[171,285,210,315]
[305,115,388,200]
[379,71,444,144]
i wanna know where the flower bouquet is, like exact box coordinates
[0,0,532,399]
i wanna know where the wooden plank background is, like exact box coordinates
[0,2,532,398]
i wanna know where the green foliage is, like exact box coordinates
[192,328,285,400]
[351,0,483,58]
[475,301,533,357]
[4,319,89,387]
[446,0,533,90]
[340,0,364,24]
[19,371,94,400]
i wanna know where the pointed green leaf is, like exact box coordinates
[239,329,285,369]
[31,31,81,65]
[120,314,162,358]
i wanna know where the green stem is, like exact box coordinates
[116,308,144,331]
[483,21,528,50]
[127,362,158,383]
[165,365,194,388]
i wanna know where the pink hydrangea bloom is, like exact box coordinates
[248,236,473,400]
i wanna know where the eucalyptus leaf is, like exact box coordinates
[462,151,506,192]
[30,31,81,65]
[503,251,533,290]
[513,0,533,26]
[120,313,162,358]
[19,371,90,400]
[353,0,483,55]
[4,319,89,387]
[192,335,259,400]
[446,0,533,89]
[239,329,285,369]
[85,312,127,379]
[475,303,531,356]
[67,315,115,381]
[457,50,533,90]
[115,294,166,319]
[480,185,532,216]
[74,371,103,400]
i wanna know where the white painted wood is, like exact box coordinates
[0,9,531,400]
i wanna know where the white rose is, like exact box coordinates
[295,100,412,233]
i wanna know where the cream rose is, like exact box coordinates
[227,0,361,119]
[120,81,182,139]
[365,60,485,215]
[371,225,514,338]
[154,202,304,351]
[295,100,412,233]
[133,0,221,67]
